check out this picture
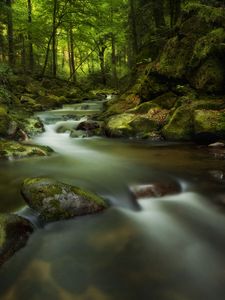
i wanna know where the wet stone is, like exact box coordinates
[129,181,181,200]
[21,177,108,222]
[0,214,33,266]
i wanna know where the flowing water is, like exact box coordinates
[0,99,225,300]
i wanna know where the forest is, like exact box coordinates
[0,1,225,300]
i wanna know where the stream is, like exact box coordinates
[0,98,225,300]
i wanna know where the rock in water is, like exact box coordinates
[129,181,181,200]
[208,142,225,148]
[0,140,53,160]
[0,214,33,266]
[21,178,108,222]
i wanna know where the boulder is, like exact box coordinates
[0,214,33,266]
[76,121,104,136]
[194,109,225,143]
[0,140,53,160]
[162,104,194,141]
[130,181,181,200]
[36,95,67,110]
[70,130,88,138]
[21,177,108,222]
[105,113,136,137]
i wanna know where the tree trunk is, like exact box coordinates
[111,34,118,88]
[52,0,57,77]
[20,34,26,72]
[99,45,107,85]
[27,0,34,72]
[169,0,181,27]
[69,24,76,82]
[153,0,165,28]
[6,0,14,67]
[129,0,138,65]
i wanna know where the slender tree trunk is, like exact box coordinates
[67,31,72,76]
[153,0,165,28]
[52,0,57,77]
[27,0,34,72]
[6,0,14,67]
[99,45,107,85]
[169,0,182,27]
[69,24,76,82]
[129,0,138,65]
[20,34,26,72]
[111,34,118,88]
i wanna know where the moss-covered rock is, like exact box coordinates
[194,109,225,143]
[105,113,136,137]
[36,94,67,110]
[128,101,159,114]
[152,92,178,109]
[21,177,108,222]
[154,4,225,94]
[0,106,11,137]
[103,95,141,117]
[0,214,33,266]
[191,58,225,93]
[0,140,53,160]
[162,105,194,141]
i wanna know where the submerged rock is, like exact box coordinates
[21,177,108,222]
[130,181,181,200]
[208,142,225,148]
[0,214,33,266]
[0,140,53,160]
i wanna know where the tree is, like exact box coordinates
[6,0,14,66]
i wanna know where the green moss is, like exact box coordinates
[183,3,225,25]
[153,92,178,109]
[0,106,10,136]
[21,177,108,222]
[191,58,225,93]
[0,140,53,160]
[72,186,107,207]
[191,28,225,68]
[156,35,196,79]
[194,109,225,135]
[162,105,194,140]
[129,102,159,114]
[106,113,135,137]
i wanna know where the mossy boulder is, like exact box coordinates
[0,214,33,266]
[36,94,67,110]
[105,108,169,138]
[191,58,225,93]
[105,113,136,137]
[128,102,159,114]
[152,92,178,109]
[162,105,194,141]
[0,140,53,160]
[21,177,108,222]
[103,95,140,118]
[194,109,225,143]
[162,98,225,141]
[0,106,11,137]
[154,4,225,94]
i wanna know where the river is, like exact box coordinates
[0,99,225,300]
